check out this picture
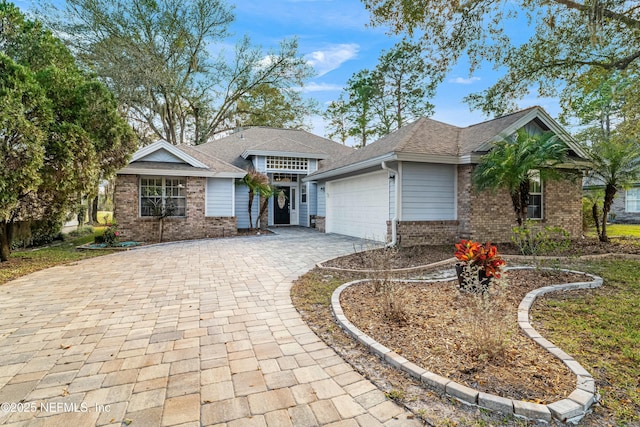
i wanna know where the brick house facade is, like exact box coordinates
[115,175,237,242]
[309,107,589,245]
[381,167,582,246]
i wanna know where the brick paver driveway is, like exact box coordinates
[0,228,420,426]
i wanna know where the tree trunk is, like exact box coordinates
[0,221,13,262]
[599,183,617,242]
[511,192,523,226]
[258,196,269,231]
[591,202,601,237]
[247,190,255,230]
[519,180,529,226]
[91,196,99,224]
[159,218,164,243]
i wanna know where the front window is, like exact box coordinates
[140,177,186,217]
[527,170,543,220]
[626,187,640,213]
[267,156,308,171]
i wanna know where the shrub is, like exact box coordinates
[102,222,120,247]
[460,281,514,364]
[10,219,63,249]
[511,221,570,256]
[67,226,94,239]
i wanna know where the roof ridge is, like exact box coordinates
[246,136,328,154]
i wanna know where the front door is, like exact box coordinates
[274,187,290,225]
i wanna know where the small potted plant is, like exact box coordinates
[454,239,506,293]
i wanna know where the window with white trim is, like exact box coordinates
[266,156,308,171]
[301,184,307,204]
[626,187,640,212]
[140,177,186,217]
[527,170,543,220]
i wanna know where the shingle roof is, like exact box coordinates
[177,144,246,174]
[193,127,354,171]
[311,106,579,178]
[457,107,538,154]
[243,137,329,157]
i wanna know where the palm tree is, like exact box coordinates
[586,137,640,242]
[473,129,568,227]
[242,171,271,230]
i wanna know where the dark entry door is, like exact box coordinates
[274,187,290,225]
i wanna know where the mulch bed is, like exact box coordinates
[322,237,640,270]
[339,269,588,403]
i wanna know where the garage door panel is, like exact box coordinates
[326,171,389,241]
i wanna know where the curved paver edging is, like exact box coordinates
[331,266,603,424]
[316,256,457,273]
[318,251,640,274]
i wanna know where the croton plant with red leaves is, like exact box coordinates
[454,239,506,278]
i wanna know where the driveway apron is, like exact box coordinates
[0,228,421,426]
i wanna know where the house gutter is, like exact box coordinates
[381,160,399,248]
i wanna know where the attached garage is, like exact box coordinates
[325,170,389,241]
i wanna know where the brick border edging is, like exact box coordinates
[330,267,603,423]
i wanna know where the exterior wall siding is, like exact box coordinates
[309,159,318,173]
[254,156,266,172]
[389,178,395,220]
[139,149,182,163]
[235,183,260,229]
[401,162,455,221]
[206,178,234,217]
[299,182,309,227]
[317,183,326,216]
[114,174,237,242]
[309,182,318,216]
[610,188,640,223]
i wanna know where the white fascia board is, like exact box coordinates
[303,154,397,182]
[241,150,328,160]
[118,166,245,178]
[131,140,209,169]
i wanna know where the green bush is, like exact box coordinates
[66,226,94,239]
[511,221,571,256]
[582,197,596,231]
[102,222,120,247]
[10,219,64,249]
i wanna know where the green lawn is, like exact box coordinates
[96,211,114,225]
[586,223,640,238]
[0,230,111,285]
[533,259,640,425]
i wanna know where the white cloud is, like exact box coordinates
[448,76,481,85]
[305,44,359,77]
[299,82,344,93]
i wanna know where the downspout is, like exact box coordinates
[381,161,399,248]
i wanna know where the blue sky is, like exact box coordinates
[18,0,562,143]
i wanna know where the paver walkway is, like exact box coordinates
[0,228,421,426]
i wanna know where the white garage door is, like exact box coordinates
[326,171,389,241]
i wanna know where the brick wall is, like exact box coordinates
[114,174,237,243]
[465,169,583,243]
[457,165,474,240]
[315,216,326,233]
[387,220,458,247]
